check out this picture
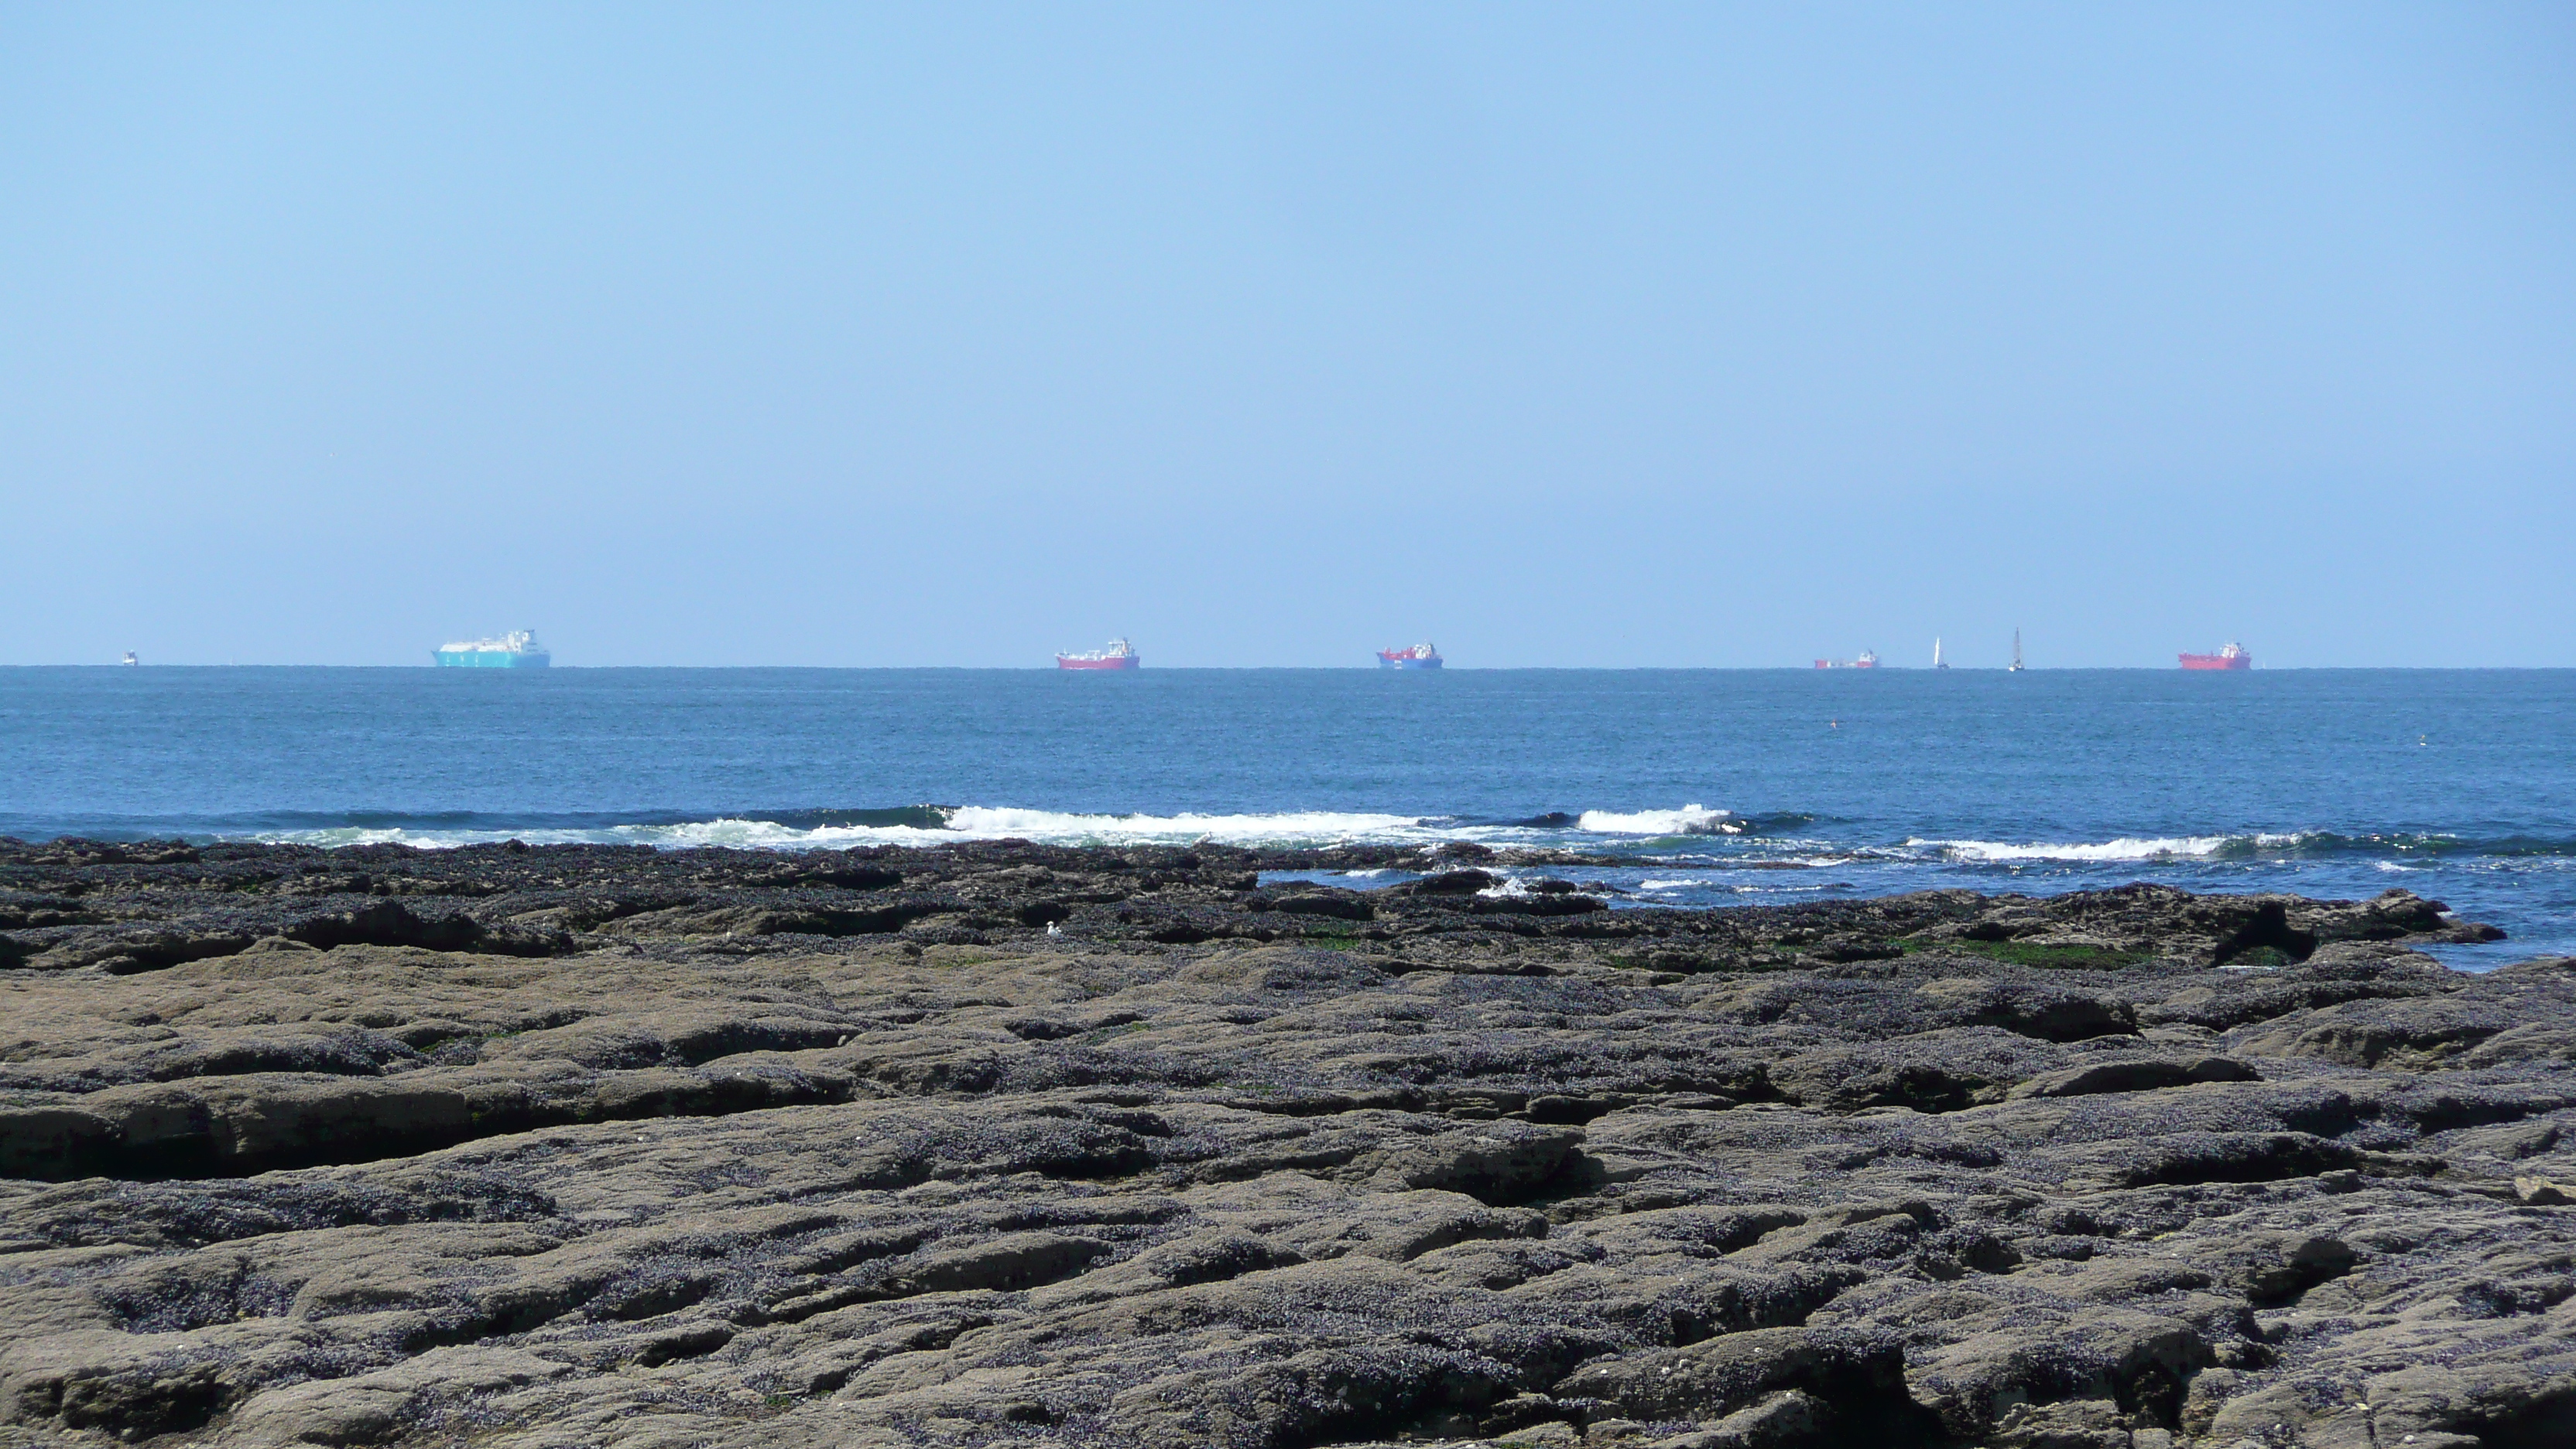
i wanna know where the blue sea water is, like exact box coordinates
[5,666,2572,968]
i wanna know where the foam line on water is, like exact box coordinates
[230,802,1773,851]
[936,807,1432,844]
[243,807,1523,851]
[1914,833,2308,862]
[213,813,2512,868]
[1575,804,1739,835]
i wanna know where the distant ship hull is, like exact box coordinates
[1378,642,1442,670]
[2179,642,2252,670]
[435,629,549,668]
[1057,637,1139,670]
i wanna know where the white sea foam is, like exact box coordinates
[240,813,2338,868]
[246,808,1478,852]
[1913,833,2311,863]
[1576,804,1736,836]
[1637,878,1714,891]
[233,801,1781,852]
[937,807,1435,845]
[620,817,957,848]
[252,827,461,848]
[1920,836,2227,862]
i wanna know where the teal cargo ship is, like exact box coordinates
[433,630,550,667]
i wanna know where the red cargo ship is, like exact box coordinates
[1377,642,1442,670]
[1057,639,1139,670]
[1814,650,1879,670]
[2179,642,2252,670]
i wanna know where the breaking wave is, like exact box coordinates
[245,807,1458,851]
[1917,834,2272,863]
[1906,831,2576,865]
[33,809,2572,873]
[1576,803,1738,835]
[1573,806,1815,837]
[176,802,1834,852]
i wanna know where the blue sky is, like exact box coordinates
[4,3,2570,666]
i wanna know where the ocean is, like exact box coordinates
[5,666,2571,968]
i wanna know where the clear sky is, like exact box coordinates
[4,4,2570,667]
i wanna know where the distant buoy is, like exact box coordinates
[1828,719,1840,729]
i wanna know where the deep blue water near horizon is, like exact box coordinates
[5,666,2573,969]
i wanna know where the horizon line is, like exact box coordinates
[10,663,2576,673]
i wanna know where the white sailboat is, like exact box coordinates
[1932,637,1947,670]
[2008,629,2025,672]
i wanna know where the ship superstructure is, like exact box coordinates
[1377,642,1442,670]
[1057,639,1140,670]
[2179,642,2252,670]
[433,630,551,668]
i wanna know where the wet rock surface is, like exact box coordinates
[0,838,2568,1447]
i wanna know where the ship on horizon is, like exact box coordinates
[1378,642,1442,670]
[433,630,550,668]
[1814,649,1879,670]
[2180,642,2252,671]
[1057,639,1139,670]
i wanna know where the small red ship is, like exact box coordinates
[1377,642,1442,670]
[2179,642,2252,671]
[1814,650,1879,670]
[1057,639,1139,670]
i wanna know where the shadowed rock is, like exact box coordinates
[0,840,2567,1448]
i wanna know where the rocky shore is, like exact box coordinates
[2,837,2572,1448]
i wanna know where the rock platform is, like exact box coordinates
[2,838,2572,1447]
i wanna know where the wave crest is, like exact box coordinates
[1576,804,1741,836]
[255,807,1462,851]
[1913,832,2312,863]
[139,810,2572,865]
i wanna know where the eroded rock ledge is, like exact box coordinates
[1,839,2570,1449]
